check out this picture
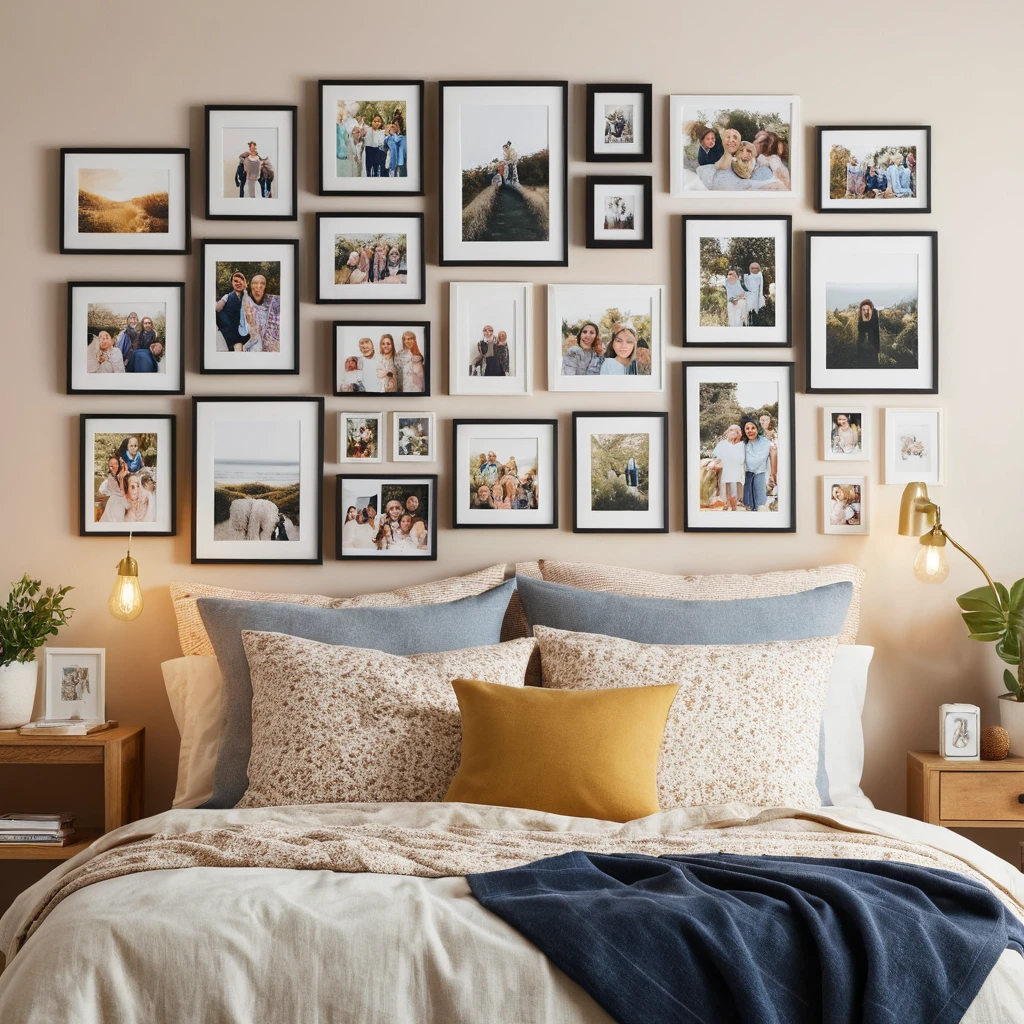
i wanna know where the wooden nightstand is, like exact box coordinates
[0,725,144,860]
[907,749,1024,829]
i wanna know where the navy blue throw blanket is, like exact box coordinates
[468,852,1024,1024]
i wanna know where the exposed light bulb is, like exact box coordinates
[913,542,949,584]
[109,544,144,620]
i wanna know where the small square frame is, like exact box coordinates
[43,648,106,723]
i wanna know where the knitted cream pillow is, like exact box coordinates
[536,626,839,810]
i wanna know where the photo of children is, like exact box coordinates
[335,100,408,179]
[467,440,539,511]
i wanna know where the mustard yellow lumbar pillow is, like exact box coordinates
[445,678,678,822]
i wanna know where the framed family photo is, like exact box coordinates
[669,96,799,198]
[439,80,568,266]
[452,419,557,529]
[192,397,324,564]
[318,80,424,195]
[336,474,437,559]
[60,148,190,254]
[806,232,938,394]
[200,239,299,374]
[822,407,867,461]
[817,126,930,213]
[333,321,429,396]
[823,477,868,536]
[80,414,176,536]
[317,212,425,304]
[884,407,944,485]
[585,83,653,162]
[338,411,383,464]
[547,284,664,392]
[683,362,796,533]
[67,282,184,394]
[204,105,297,219]
[393,413,436,462]
[449,282,532,396]
[43,648,105,724]
[586,176,652,249]
[572,412,667,534]
[683,215,791,346]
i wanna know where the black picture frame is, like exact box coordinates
[80,413,177,537]
[451,419,559,530]
[335,473,438,560]
[571,411,668,534]
[681,214,793,348]
[191,396,324,565]
[332,320,431,397]
[682,361,797,534]
[585,175,653,249]
[199,238,300,374]
[317,79,425,197]
[315,212,426,304]
[66,281,186,395]
[585,83,653,163]
[60,147,191,255]
[805,231,939,395]
[815,125,932,214]
[438,80,569,267]
[204,104,298,220]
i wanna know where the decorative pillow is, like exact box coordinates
[536,626,840,810]
[535,561,864,645]
[171,563,510,658]
[200,579,518,808]
[446,678,678,822]
[161,656,223,808]
[237,632,537,808]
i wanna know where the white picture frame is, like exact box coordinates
[885,407,944,485]
[392,412,436,462]
[338,411,383,464]
[823,475,868,536]
[822,406,868,461]
[449,282,532,396]
[939,703,980,761]
[547,284,664,393]
[42,648,106,723]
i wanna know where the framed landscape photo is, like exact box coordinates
[669,96,799,198]
[806,232,938,394]
[192,397,324,564]
[67,282,184,394]
[200,239,299,374]
[586,176,652,249]
[822,407,867,461]
[547,284,664,393]
[318,80,424,196]
[585,83,653,162]
[205,105,296,219]
[393,413,436,462]
[316,212,425,304]
[682,215,791,346]
[338,411,383,464]
[80,414,176,536]
[336,474,437,559]
[683,362,796,533]
[885,407,944,485]
[817,126,930,213]
[439,80,568,266]
[449,282,532,396]
[43,649,105,723]
[452,419,557,529]
[60,148,190,254]
[333,321,429,396]
[823,476,868,536]
[572,412,667,534]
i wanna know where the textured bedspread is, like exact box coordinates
[2,802,1024,1023]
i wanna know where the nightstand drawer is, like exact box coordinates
[940,772,1024,822]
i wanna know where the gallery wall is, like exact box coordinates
[1,0,1022,899]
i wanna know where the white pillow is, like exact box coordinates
[824,646,874,808]
[161,656,223,808]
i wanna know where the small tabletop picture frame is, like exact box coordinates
[42,648,106,723]
[585,84,653,163]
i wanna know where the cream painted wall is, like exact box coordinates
[1,0,1022,882]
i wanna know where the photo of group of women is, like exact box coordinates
[86,302,167,374]
[334,324,428,394]
[334,233,408,286]
[338,476,435,558]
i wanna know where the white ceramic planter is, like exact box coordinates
[998,693,1024,757]
[0,659,39,729]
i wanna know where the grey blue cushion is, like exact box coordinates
[516,574,853,805]
[200,578,517,808]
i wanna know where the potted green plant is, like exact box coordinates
[956,580,1024,753]
[0,575,74,729]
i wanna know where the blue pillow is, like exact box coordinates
[517,574,852,805]
[200,578,517,808]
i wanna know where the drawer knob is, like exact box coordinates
[1018,794,1024,804]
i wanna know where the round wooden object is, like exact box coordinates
[980,725,1010,761]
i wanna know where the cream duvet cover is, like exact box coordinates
[1,801,1023,1023]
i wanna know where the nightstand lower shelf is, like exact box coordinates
[0,827,103,860]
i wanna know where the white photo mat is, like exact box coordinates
[885,408,944,485]
[43,648,105,722]
[338,412,384,464]
[823,475,868,536]
[392,412,436,462]
[449,282,532,396]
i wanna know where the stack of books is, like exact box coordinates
[0,812,76,846]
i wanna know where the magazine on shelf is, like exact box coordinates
[0,812,76,832]
[0,832,76,845]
